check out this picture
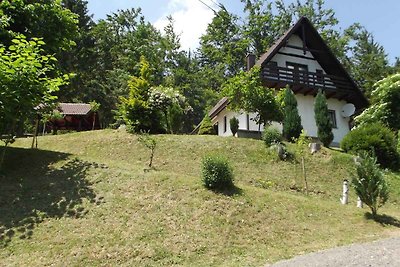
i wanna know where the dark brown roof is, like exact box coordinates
[208,97,229,119]
[256,17,368,109]
[58,103,92,115]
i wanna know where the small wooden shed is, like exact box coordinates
[50,103,100,132]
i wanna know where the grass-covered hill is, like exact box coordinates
[1,130,400,266]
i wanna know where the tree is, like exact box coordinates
[355,73,400,131]
[314,90,333,147]
[282,86,303,141]
[115,56,162,133]
[0,35,68,169]
[0,0,78,56]
[223,66,282,129]
[352,152,389,217]
[346,26,390,97]
[199,5,248,78]
[229,117,239,136]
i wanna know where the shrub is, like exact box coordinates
[201,155,234,190]
[263,126,282,147]
[282,87,302,142]
[341,123,399,170]
[314,90,333,147]
[198,114,215,135]
[352,152,389,217]
[229,117,239,136]
[138,132,157,168]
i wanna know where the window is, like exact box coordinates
[246,114,250,130]
[286,62,308,72]
[224,116,227,133]
[328,110,337,128]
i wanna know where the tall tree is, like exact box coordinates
[282,87,302,141]
[347,26,390,97]
[199,5,249,81]
[314,90,333,147]
[0,35,68,168]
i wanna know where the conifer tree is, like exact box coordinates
[282,87,302,141]
[314,90,333,147]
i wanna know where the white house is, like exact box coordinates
[209,17,368,145]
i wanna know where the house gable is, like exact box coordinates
[256,17,368,111]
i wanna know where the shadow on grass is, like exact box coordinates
[0,146,104,247]
[364,212,400,228]
[212,184,243,197]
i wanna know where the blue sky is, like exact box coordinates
[87,0,399,63]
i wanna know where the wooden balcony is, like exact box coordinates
[260,64,356,100]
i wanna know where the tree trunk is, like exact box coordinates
[92,112,96,130]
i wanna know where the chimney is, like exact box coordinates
[246,54,256,71]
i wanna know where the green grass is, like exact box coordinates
[0,129,399,266]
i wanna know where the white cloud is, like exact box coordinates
[154,0,219,51]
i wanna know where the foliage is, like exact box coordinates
[229,117,239,136]
[149,85,192,134]
[0,36,67,140]
[199,5,248,77]
[282,87,302,142]
[0,0,78,55]
[116,57,173,133]
[198,115,215,135]
[314,90,333,147]
[345,25,390,97]
[223,66,282,127]
[351,152,389,217]
[355,73,400,130]
[263,127,282,147]
[201,154,234,190]
[0,35,67,168]
[341,123,399,170]
[138,132,157,168]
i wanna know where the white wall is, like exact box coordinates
[296,94,350,143]
[214,95,350,143]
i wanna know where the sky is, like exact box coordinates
[86,0,399,64]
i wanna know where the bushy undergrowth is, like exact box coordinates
[201,155,234,190]
[263,126,282,147]
[341,123,399,170]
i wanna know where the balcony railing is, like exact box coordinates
[261,64,354,92]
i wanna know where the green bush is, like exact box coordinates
[201,155,234,190]
[263,126,282,147]
[352,152,389,217]
[198,115,215,135]
[314,90,333,147]
[282,87,302,142]
[341,123,399,170]
[229,117,239,136]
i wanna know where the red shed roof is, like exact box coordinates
[58,103,92,115]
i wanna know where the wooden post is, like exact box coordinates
[341,179,349,204]
[302,156,308,195]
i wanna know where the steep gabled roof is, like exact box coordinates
[256,16,368,109]
[208,97,229,119]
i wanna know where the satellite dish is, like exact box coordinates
[341,103,356,118]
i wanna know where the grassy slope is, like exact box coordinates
[1,130,399,266]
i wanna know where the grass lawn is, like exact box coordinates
[1,129,399,266]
